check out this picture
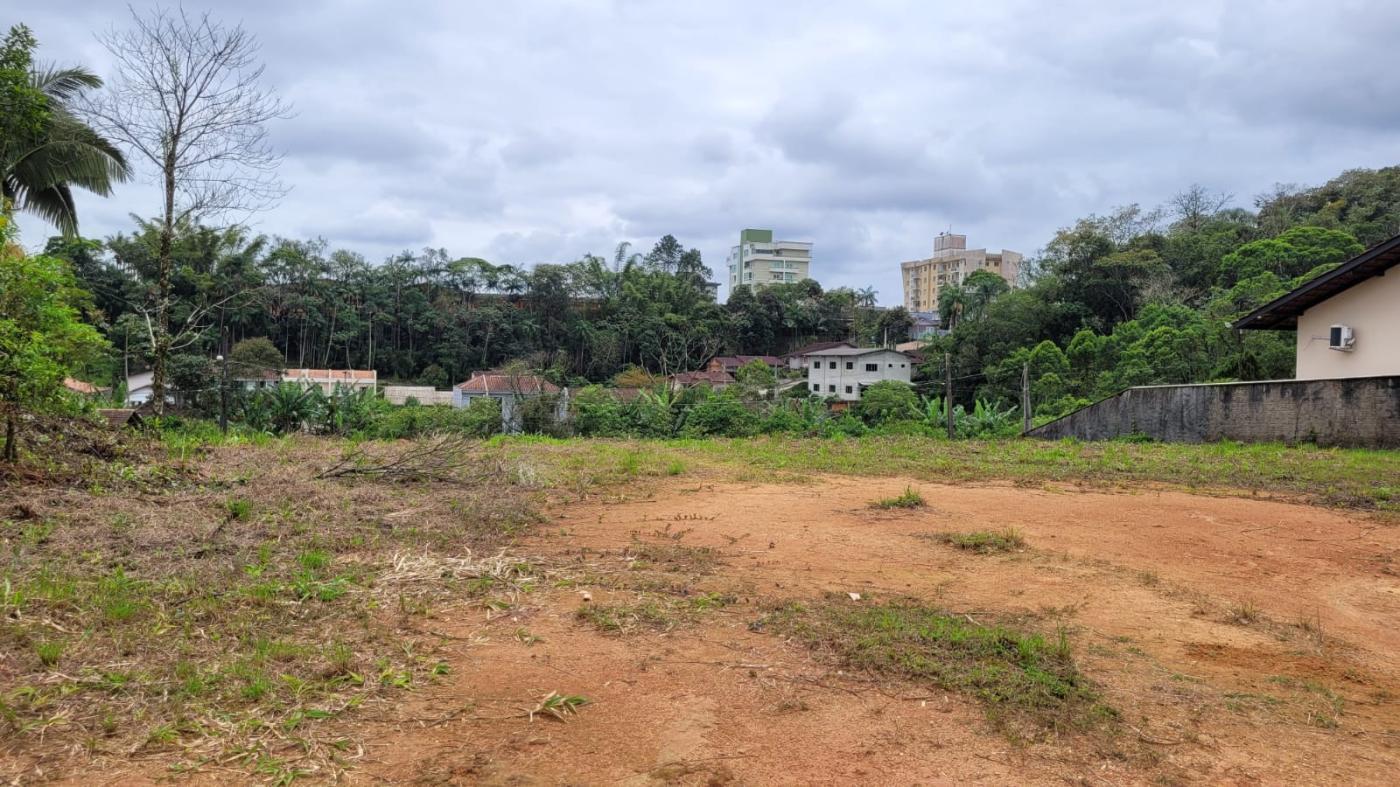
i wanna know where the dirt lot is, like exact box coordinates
[340,476,1400,786]
[6,438,1399,785]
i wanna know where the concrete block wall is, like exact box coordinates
[1027,376,1400,448]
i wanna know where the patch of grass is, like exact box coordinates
[762,597,1108,734]
[224,498,252,520]
[665,459,686,476]
[870,486,927,510]
[576,592,735,635]
[925,529,1026,553]
[34,640,64,668]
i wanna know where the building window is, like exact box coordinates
[865,363,878,372]
[845,385,853,394]
[829,361,837,369]
[900,363,906,368]
[845,361,853,370]
[828,385,836,393]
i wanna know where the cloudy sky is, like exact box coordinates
[14,1,1400,304]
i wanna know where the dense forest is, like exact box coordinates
[43,166,1400,417]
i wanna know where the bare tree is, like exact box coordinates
[1169,184,1232,233]
[84,7,289,413]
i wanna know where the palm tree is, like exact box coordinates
[2,65,130,235]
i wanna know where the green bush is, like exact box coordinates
[366,398,500,439]
[680,388,760,438]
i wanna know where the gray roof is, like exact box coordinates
[801,347,907,357]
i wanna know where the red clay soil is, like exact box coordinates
[326,477,1400,786]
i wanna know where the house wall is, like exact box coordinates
[1295,272,1400,380]
[1027,377,1400,448]
[806,350,913,401]
[384,385,454,405]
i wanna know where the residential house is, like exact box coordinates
[804,347,915,402]
[727,228,813,292]
[706,355,783,376]
[901,233,1022,312]
[282,368,378,394]
[669,370,735,390]
[63,378,108,397]
[910,310,944,340]
[452,371,565,431]
[782,340,856,370]
[1235,233,1400,379]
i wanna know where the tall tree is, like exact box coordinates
[85,7,288,413]
[0,25,129,235]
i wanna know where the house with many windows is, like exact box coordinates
[804,347,914,402]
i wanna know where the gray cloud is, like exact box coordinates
[14,0,1400,303]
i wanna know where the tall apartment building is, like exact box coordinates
[727,228,813,292]
[900,233,1022,312]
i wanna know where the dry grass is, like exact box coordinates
[0,436,546,783]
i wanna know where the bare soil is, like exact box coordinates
[342,476,1400,785]
[23,470,1400,785]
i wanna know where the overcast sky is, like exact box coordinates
[14,1,1400,304]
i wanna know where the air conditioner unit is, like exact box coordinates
[1328,324,1355,352]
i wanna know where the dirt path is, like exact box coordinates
[345,477,1400,785]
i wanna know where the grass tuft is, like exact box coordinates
[926,529,1026,553]
[870,486,926,510]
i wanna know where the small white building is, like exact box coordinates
[124,371,154,406]
[804,347,915,401]
[453,371,567,432]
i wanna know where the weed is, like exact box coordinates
[515,628,543,646]
[1228,600,1261,625]
[528,691,589,722]
[870,486,926,510]
[34,640,64,668]
[665,459,686,476]
[224,498,252,520]
[925,529,1026,553]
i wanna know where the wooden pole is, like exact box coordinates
[944,352,954,439]
[1021,362,1031,435]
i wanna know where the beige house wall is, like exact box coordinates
[1295,271,1400,380]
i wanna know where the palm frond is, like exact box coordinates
[30,65,103,103]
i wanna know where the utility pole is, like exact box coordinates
[218,329,229,434]
[1021,362,1032,435]
[944,351,954,439]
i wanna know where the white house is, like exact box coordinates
[1236,233,1400,379]
[124,371,154,406]
[453,371,567,432]
[804,347,914,401]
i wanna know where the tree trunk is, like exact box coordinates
[3,410,16,463]
[150,151,176,416]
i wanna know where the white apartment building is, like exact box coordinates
[727,228,813,292]
[805,347,914,402]
[901,233,1022,312]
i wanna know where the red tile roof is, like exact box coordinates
[671,370,736,386]
[63,377,104,395]
[456,373,560,395]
